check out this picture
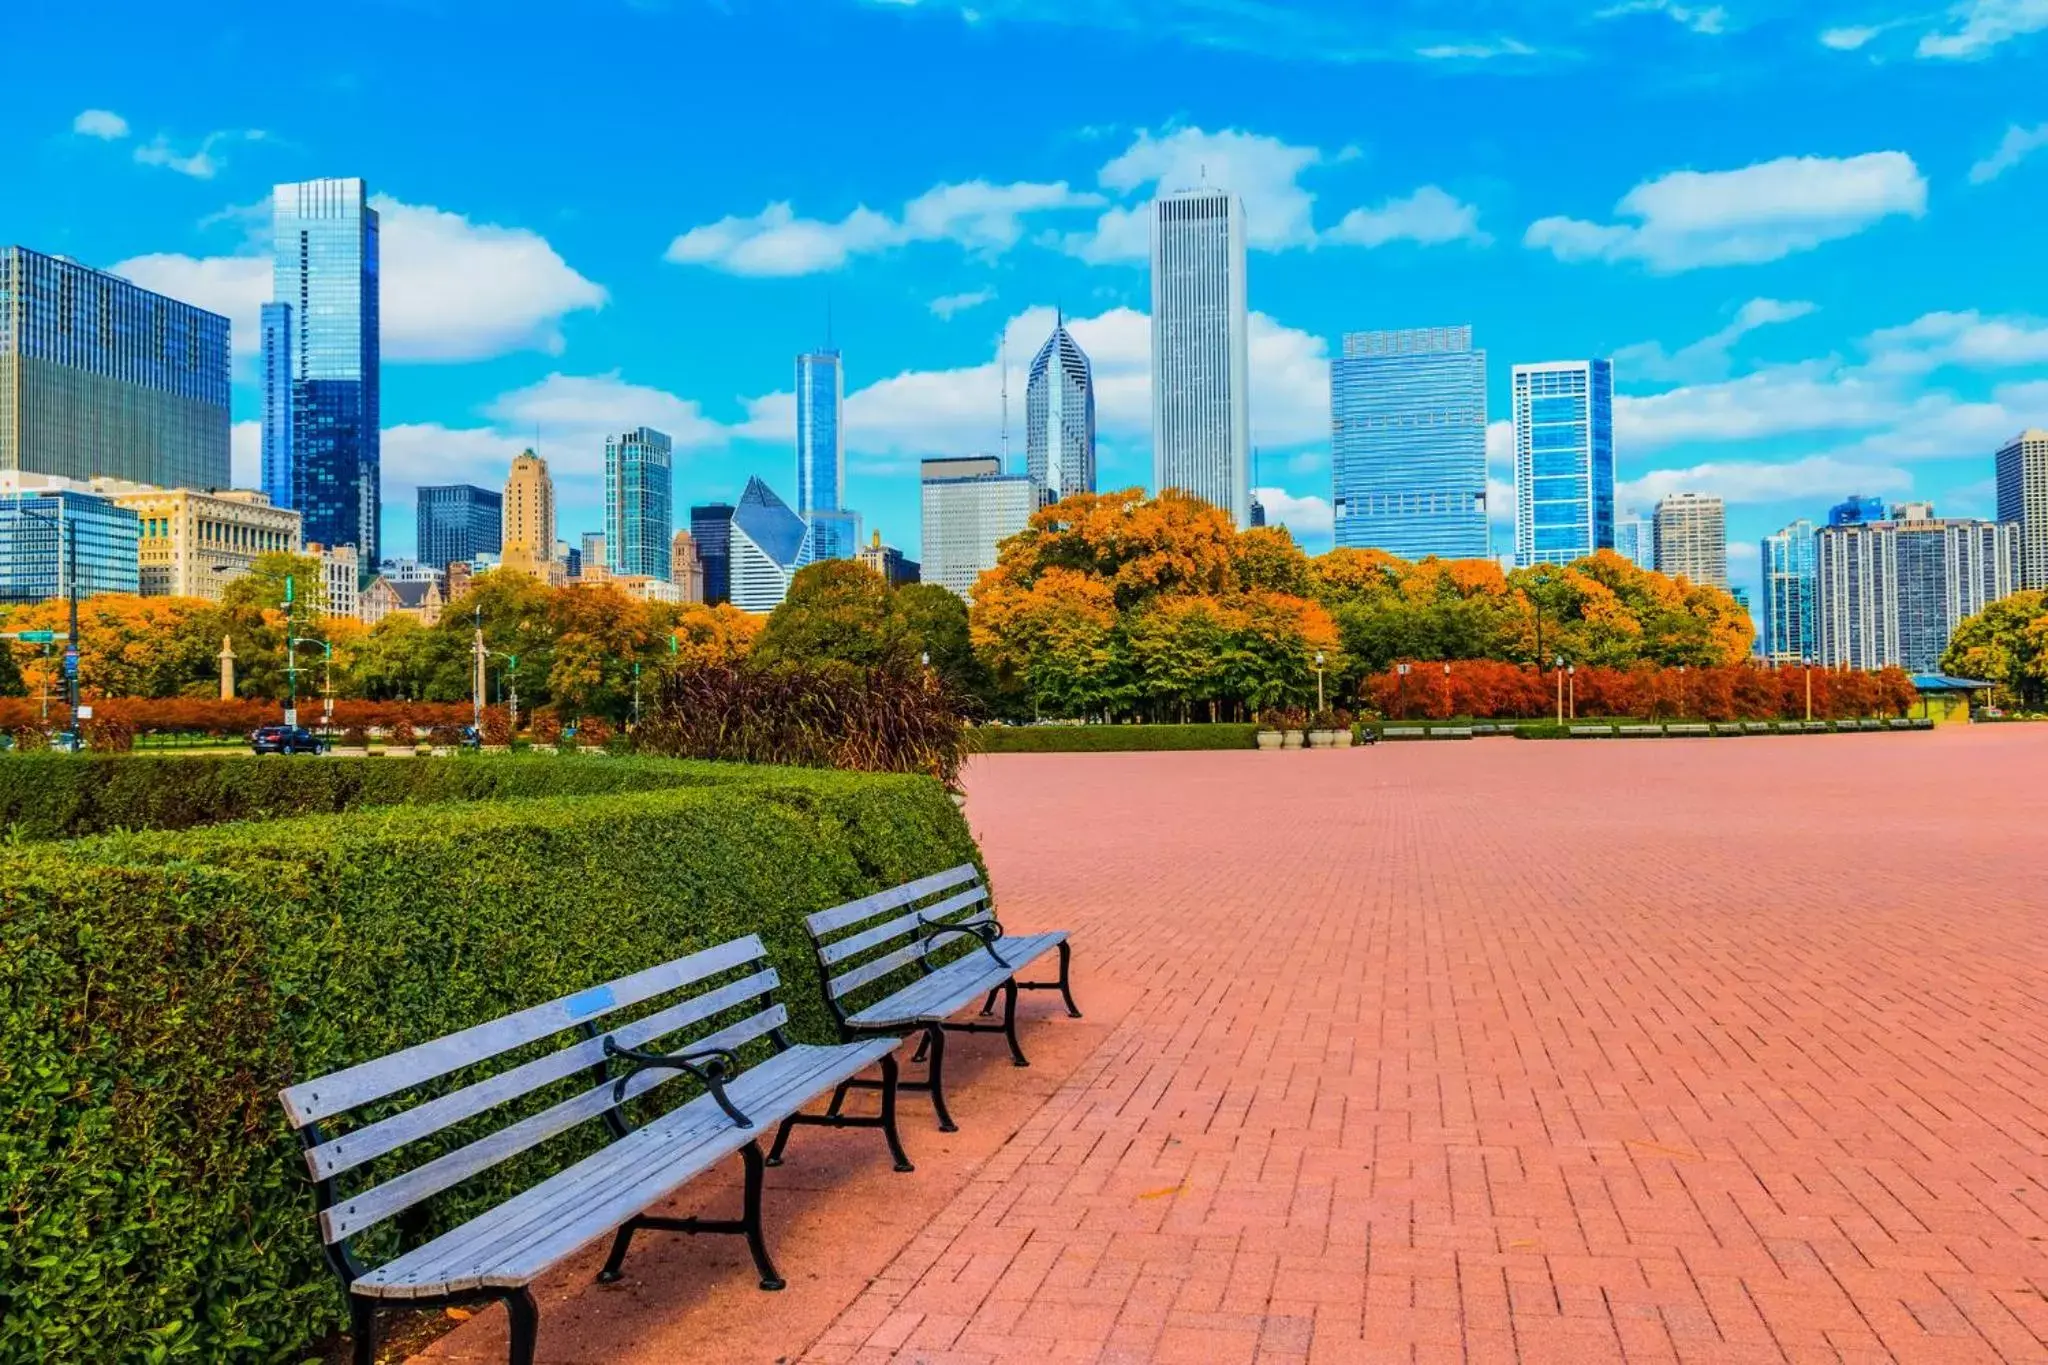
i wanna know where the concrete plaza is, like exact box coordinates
[428,727,2048,1364]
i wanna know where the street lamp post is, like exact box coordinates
[1568,664,1577,721]
[1442,662,1452,719]
[1314,651,1326,714]
[487,651,521,731]
[1555,656,1566,726]
[1396,662,1411,720]
[1803,653,1813,722]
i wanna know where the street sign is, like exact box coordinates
[76,705,93,721]
[9,630,56,643]
[62,646,79,679]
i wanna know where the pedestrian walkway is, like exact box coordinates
[429,728,2048,1364]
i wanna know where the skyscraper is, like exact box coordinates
[728,476,814,613]
[1816,504,2020,672]
[921,455,1034,602]
[1996,429,2048,589]
[1026,318,1096,505]
[1512,360,1614,567]
[605,427,673,579]
[1651,493,1728,587]
[0,474,141,603]
[1614,511,1655,571]
[670,529,705,604]
[259,303,292,508]
[1,246,229,490]
[501,451,555,581]
[795,349,858,560]
[1151,189,1250,527]
[579,530,606,576]
[1760,519,1818,664]
[1330,326,1487,559]
[416,484,502,569]
[1828,495,1887,527]
[267,178,380,572]
[688,504,734,605]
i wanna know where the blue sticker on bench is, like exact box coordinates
[565,985,617,1021]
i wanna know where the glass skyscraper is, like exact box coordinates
[795,349,858,559]
[1152,190,1250,527]
[265,179,381,571]
[416,484,502,569]
[0,479,142,603]
[1512,360,1614,567]
[1,246,230,490]
[1828,495,1886,527]
[605,427,673,579]
[729,476,815,613]
[1026,318,1096,505]
[1330,326,1487,560]
[690,502,735,605]
[1760,519,1818,664]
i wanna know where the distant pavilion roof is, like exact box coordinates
[1910,674,1996,692]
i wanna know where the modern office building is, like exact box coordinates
[605,427,673,580]
[101,482,301,600]
[1614,511,1655,571]
[1026,317,1096,505]
[688,505,733,606]
[670,529,705,604]
[1997,429,2048,589]
[1651,493,1728,587]
[1816,505,2020,673]
[1828,495,1887,527]
[417,484,501,571]
[727,476,814,613]
[857,532,921,588]
[1249,495,1266,529]
[795,349,859,560]
[1512,360,1614,567]
[500,451,556,582]
[921,455,1034,601]
[308,542,361,620]
[1,246,230,491]
[1151,189,1251,527]
[1760,519,1818,664]
[0,473,141,603]
[1330,326,1487,559]
[265,178,381,570]
[578,531,606,576]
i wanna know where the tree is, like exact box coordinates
[1943,590,2048,709]
[754,560,917,671]
[981,488,1239,610]
[0,634,25,698]
[894,584,992,709]
[972,567,1124,718]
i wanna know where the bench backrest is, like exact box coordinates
[278,934,787,1248]
[804,864,992,1013]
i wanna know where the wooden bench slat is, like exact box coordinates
[828,941,927,1000]
[819,887,989,966]
[305,969,780,1182]
[282,935,769,1127]
[805,865,980,935]
[320,1004,788,1244]
[847,933,1067,1028]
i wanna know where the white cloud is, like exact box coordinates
[132,130,267,180]
[1415,37,1538,58]
[1820,24,1884,48]
[1621,456,1912,507]
[110,196,605,368]
[1970,122,2048,183]
[664,180,1100,277]
[929,289,995,320]
[1616,363,1902,449]
[1916,0,2048,57]
[1065,127,1325,261]
[72,109,129,140]
[1252,488,1334,539]
[1861,309,2048,374]
[1326,186,1490,248]
[485,373,732,466]
[1615,297,1818,382]
[1525,151,1928,271]
[231,420,261,489]
[1596,0,1728,34]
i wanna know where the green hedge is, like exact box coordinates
[0,771,978,1363]
[0,754,779,842]
[969,723,1260,753]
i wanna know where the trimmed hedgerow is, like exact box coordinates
[969,723,1260,754]
[0,754,781,842]
[0,772,978,1363]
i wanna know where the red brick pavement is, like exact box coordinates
[812,728,2048,1365]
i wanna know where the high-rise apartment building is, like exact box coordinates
[310,541,360,621]
[605,427,673,580]
[688,505,733,606]
[795,350,858,560]
[921,455,1034,602]
[1026,318,1096,505]
[1829,495,1887,527]
[1816,505,2020,673]
[670,529,705,604]
[265,178,381,570]
[728,477,814,613]
[417,484,502,570]
[0,473,142,603]
[1,246,230,490]
[1331,326,1487,559]
[579,531,606,576]
[103,482,301,600]
[1151,189,1250,527]
[1614,511,1654,571]
[1651,493,1728,587]
[500,451,556,581]
[1996,429,2048,589]
[1512,360,1614,567]
[1760,519,1818,664]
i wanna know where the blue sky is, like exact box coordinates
[8,0,2047,602]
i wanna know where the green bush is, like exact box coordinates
[1512,722,1573,740]
[969,723,1259,753]
[0,770,977,1363]
[0,754,782,842]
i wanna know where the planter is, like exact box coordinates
[1256,730,1284,751]
[1282,730,1305,750]
[1308,729,1337,748]
[1333,729,1355,749]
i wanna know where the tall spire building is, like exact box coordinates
[796,348,858,559]
[1026,317,1096,505]
[1150,189,1251,527]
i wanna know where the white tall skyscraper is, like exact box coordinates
[1652,492,1729,587]
[921,456,1034,602]
[1026,317,1096,505]
[1150,189,1250,527]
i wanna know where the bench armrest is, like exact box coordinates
[918,916,1012,969]
[602,1038,753,1128]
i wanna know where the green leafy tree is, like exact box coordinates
[754,560,918,671]
[1943,590,2048,709]
[894,583,994,709]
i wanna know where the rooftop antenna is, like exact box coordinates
[824,287,834,352]
[1000,328,1010,470]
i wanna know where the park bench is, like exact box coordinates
[279,934,912,1365]
[795,864,1079,1134]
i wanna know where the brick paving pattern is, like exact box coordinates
[811,729,2048,1364]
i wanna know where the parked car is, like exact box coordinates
[250,725,326,756]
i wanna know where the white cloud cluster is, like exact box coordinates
[1970,122,2048,183]
[67,107,265,179]
[72,109,130,140]
[1916,0,2048,57]
[1527,152,1927,271]
[929,289,995,320]
[1595,0,1728,33]
[1614,297,1817,382]
[1252,488,1334,540]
